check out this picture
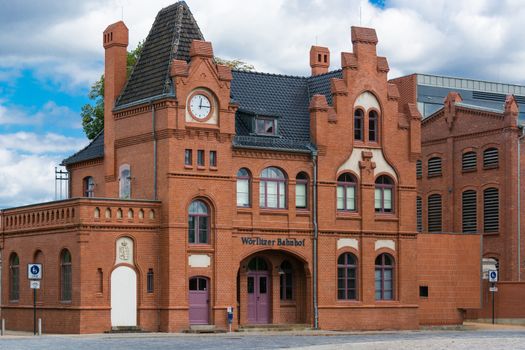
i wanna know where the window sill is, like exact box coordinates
[483,165,499,170]
[427,174,442,178]
[187,245,214,253]
[260,208,288,216]
[336,212,361,220]
[483,232,500,236]
[374,214,398,221]
[197,165,206,170]
[184,165,193,170]
[209,166,218,171]
[237,206,252,212]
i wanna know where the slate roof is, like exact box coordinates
[115,1,204,108]
[62,131,104,166]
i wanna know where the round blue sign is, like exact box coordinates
[490,271,496,278]
[30,265,40,275]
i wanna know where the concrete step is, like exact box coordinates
[237,324,311,332]
[106,326,147,333]
[184,325,227,334]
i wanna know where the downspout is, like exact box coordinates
[518,125,524,281]
[311,150,319,329]
[151,102,158,200]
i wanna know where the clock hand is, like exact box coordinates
[199,97,202,109]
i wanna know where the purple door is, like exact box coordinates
[247,272,270,324]
[189,277,209,324]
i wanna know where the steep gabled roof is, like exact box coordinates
[62,131,104,166]
[115,1,204,108]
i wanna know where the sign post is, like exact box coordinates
[27,264,42,336]
[488,270,498,325]
[227,306,234,333]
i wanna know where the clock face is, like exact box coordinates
[189,94,212,120]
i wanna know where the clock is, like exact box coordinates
[188,92,212,121]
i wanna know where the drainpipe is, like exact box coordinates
[518,125,524,281]
[311,150,319,329]
[151,102,158,200]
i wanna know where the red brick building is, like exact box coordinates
[392,73,525,322]
[0,2,480,333]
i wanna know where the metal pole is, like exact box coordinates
[38,318,42,336]
[33,288,36,335]
[491,283,495,325]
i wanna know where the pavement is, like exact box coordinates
[0,322,524,350]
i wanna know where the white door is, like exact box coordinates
[111,266,137,327]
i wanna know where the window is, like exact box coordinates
[484,188,499,233]
[416,196,422,232]
[416,160,422,179]
[97,268,103,293]
[9,253,19,301]
[483,148,499,168]
[279,260,293,300]
[337,173,357,211]
[185,149,193,166]
[295,172,308,209]
[197,150,205,167]
[368,110,378,142]
[419,286,429,298]
[427,194,442,232]
[83,176,95,197]
[375,254,394,300]
[375,175,393,213]
[209,151,217,167]
[427,157,442,177]
[462,152,477,171]
[188,200,209,244]
[337,253,357,300]
[259,167,286,209]
[119,164,131,199]
[462,190,477,233]
[61,249,72,301]
[354,109,364,141]
[236,168,251,207]
[147,269,154,293]
[256,118,276,136]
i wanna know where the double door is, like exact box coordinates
[247,272,269,324]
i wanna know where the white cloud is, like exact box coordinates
[0,132,87,154]
[0,100,81,128]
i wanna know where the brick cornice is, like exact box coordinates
[232,149,310,161]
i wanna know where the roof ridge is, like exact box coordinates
[232,69,306,80]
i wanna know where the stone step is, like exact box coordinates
[237,324,311,332]
[106,326,147,333]
[184,325,227,334]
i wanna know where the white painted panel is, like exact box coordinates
[111,266,137,327]
[354,91,380,110]
[338,148,397,180]
[115,237,134,265]
[189,254,211,268]
[337,238,359,250]
[375,239,396,251]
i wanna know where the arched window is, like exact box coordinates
[259,167,286,209]
[337,253,357,300]
[374,175,393,213]
[295,172,308,209]
[9,253,20,301]
[337,173,357,211]
[60,249,72,301]
[280,260,293,300]
[416,160,422,179]
[416,196,422,232]
[483,148,499,168]
[354,109,364,141]
[119,164,131,199]
[484,187,499,233]
[427,157,442,177]
[368,110,378,142]
[83,176,95,197]
[462,190,477,233]
[427,194,442,232]
[462,152,477,171]
[188,200,209,244]
[236,168,251,207]
[247,257,268,271]
[375,253,394,300]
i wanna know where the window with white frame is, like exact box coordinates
[259,167,286,209]
[119,164,131,199]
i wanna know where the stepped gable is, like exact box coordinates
[115,1,204,107]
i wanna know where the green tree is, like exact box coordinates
[81,44,254,139]
[81,41,144,140]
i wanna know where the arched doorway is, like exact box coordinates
[189,276,210,324]
[111,266,137,327]
[247,257,270,324]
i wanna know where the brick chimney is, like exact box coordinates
[310,46,330,76]
[103,21,128,185]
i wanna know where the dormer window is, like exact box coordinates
[256,117,277,136]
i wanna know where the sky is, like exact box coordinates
[1,0,525,208]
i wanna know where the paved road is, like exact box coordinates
[1,329,525,350]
